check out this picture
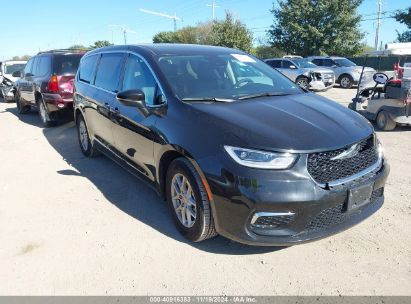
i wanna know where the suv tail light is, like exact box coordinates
[48,75,59,93]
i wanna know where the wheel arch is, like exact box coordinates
[337,73,353,84]
[157,146,212,202]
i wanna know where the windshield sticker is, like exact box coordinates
[231,54,256,63]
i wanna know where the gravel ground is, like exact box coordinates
[0,88,410,295]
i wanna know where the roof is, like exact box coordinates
[37,49,86,55]
[87,44,246,57]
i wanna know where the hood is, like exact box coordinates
[304,67,334,74]
[3,74,18,83]
[189,93,373,153]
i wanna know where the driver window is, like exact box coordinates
[24,59,34,76]
[122,54,162,106]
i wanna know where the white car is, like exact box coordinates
[0,60,26,101]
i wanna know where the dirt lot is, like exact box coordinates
[0,88,410,295]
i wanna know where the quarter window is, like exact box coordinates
[95,53,124,92]
[79,55,98,84]
[122,55,161,105]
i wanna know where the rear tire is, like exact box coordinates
[376,110,396,131]
[166,158,217,242]
[76,114,100,157]
[37,99,53,127]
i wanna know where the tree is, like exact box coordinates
[11,55,31,61]
[90,40,113,49]
[68,44,89,51]
[209,12,253,52]
[394,7,411,42]
[152,12,253,52]
[251,45,284,59]
[268,0,364,57]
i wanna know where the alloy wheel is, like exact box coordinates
[39,102,47,124]
[340,77,351,88]
[296,78,309,90]
[171,173,197,228]
[78,120,89,151]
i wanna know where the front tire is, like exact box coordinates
[376,110,396,131]
[166,158,217,242]
[76,114,100,157]
[296,76,310,90]
[15,92,30,114]
[339,75,353,89]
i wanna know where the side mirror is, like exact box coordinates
[25,72,33,77]
[116,89,149,116]
[12,71,22,78]
[289,65,297,69]
[373,72,388,85]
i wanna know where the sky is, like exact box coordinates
[0,0,409,60]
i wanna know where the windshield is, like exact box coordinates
[334,58,356,67]
[293,59,318,69]
[5,63,25,75]
[157,54,302,100]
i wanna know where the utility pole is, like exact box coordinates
[109,25,136,45]
[139,9,182,32]
[207,0,220,20]
[374,0,382,50]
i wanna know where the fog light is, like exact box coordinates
[57,103,65,108]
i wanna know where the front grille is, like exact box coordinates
[251,214,295,229]
[304,188,383,233]
[307,136,379,185]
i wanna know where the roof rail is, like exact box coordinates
[37,48,87,55]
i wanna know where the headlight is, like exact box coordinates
[224,146,298,169]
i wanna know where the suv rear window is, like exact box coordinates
[53,54,82,75]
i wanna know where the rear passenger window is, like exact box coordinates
[312,59,322,66]
[35,56,50,76]
[282,60,293,68]
[323,59,335,67]
[95,53,124,93]
[79,55,98,84]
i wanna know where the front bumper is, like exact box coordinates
[198,152,389,246]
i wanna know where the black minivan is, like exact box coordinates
[73,44,389,246]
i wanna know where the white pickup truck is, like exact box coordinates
[0,60,26,101]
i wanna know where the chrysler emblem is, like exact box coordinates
[331,143,361,161]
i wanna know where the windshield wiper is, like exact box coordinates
[237,92,292,100]
[181,97,235,103]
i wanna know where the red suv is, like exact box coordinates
[14,49,84,127]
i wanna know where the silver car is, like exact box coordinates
[264,58,335,91]
[307,56,376,89]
